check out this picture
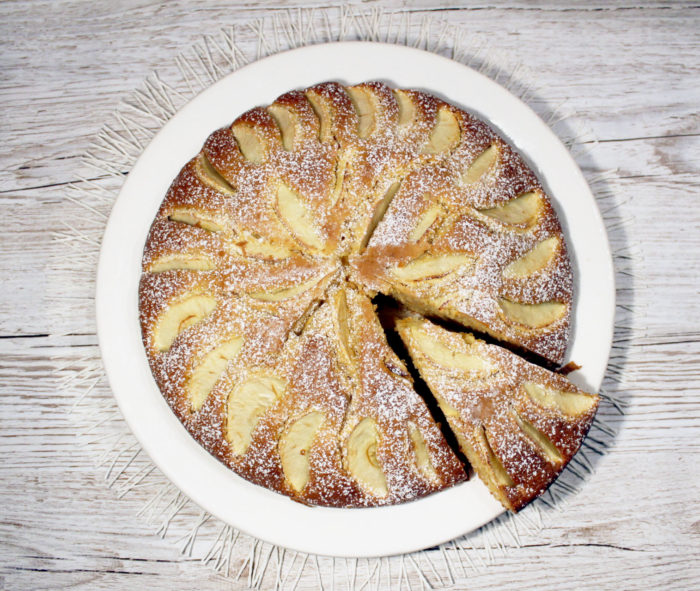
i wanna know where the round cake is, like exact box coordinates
[138,81,598,509]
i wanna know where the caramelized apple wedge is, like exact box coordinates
[276,183,325,251]
[187,336,244,411]
[391,252,474,283]
[422,107,460,154]
[227,373,286,455]
[346,418,388,497]
[154,294,216,352]
[279,411,325,492]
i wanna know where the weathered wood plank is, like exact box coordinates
[2,1,699,589]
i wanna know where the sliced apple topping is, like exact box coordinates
[330,153,349,207]
[410,326,494,374]
[148,254,214,273]
[408,202,444,242]
[503,236,560,279]
[195,154,236,194]
[394,90,415,127]
[498,299,567,328]
[187,336,244,412]
[347,418,388,497]
[332,289,353,363]
[236,236,293,260]
[408,423,438,482]
[267,104,296,151]
[360,181,401,249]
[475,424,514,488]
[305,91,331,142]
[523,382,598,416]
[512,408,563,465]
[279,411,325,492]
[168,209,223,232]
[480,191,542,226]
[154,294,216,352]
[346,86,376,138]
[232,123,267,163]
[422,107,460,154]
[391,252,473,282]
[226,373,286,455]
[248,275,323,302]
[462,144,498,184]
[276,183,325,251]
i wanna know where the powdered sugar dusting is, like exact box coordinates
[138,81,577,508]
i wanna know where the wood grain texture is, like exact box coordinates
[1,1,699,590]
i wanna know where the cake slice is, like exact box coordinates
[396,316,599,511]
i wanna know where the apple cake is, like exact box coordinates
[139,81,597,510]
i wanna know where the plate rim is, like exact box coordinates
[96,40,615,558]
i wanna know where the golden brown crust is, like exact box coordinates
[138,81,583,509]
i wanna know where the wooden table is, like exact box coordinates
[2,2,699,589]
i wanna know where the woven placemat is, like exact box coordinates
[51,7,631,590]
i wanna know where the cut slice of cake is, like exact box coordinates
[396,316,599,511]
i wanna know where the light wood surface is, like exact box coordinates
[1,2,699,590]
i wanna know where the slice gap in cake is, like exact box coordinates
[372,294,471,471]
[395,316,600,512]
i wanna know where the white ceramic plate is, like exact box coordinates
[96,42,614,558]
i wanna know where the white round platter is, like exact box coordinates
[96,41,614,558]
